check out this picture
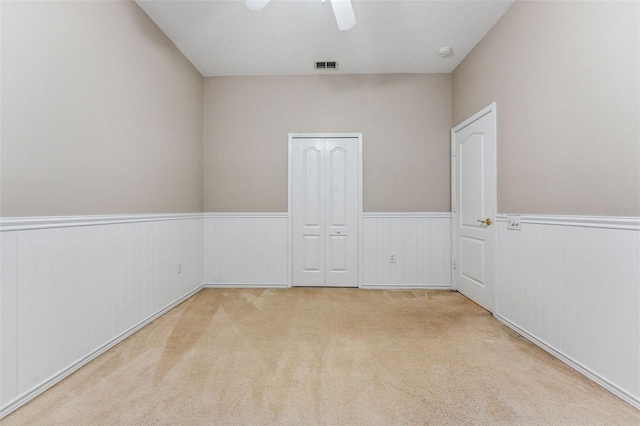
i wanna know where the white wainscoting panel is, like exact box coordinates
[0,215,203,417]
[495,214,640,408]
[362,213,451,288]
[4,211,637,414]
[203,214,288,286]
[1,232,19,405]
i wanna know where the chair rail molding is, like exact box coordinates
[494,213,640,231]
[0,213,204,232]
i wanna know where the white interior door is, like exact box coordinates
[452,104,496,312]
[290,135,360,287]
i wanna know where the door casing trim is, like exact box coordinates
[287,133,363,288]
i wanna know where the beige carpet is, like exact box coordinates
[2,288,638,425]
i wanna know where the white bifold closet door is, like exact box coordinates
[291,137,359,287]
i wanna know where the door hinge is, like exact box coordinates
[453,260,457,270]
[453,204,456,213]
[453,148,456,157]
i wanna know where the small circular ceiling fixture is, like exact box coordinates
[438,47,453,58]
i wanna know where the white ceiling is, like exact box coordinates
[136,0,514,77]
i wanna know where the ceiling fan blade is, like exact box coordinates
[245,0,271,11]
[330,0,356,31]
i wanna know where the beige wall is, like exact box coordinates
[204,74,451,212]
[1,1,204,217]
[452,1,640,216]
[7,2,630,217]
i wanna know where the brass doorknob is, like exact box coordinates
[477,218,492,226]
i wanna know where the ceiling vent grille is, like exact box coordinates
[315,61,338,70]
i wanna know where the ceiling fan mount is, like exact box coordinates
[245,0,356,31]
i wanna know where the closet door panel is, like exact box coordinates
[292,139,325,286]
[324,138,358,287]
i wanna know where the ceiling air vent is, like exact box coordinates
[315,61,338,70]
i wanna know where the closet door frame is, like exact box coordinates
[287,133,363,288]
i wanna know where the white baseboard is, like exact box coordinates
[203,283,289,289]
[204,283,453,291]
[0,285,203,419]
[494,313,640,410]
[359,284,453,290]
